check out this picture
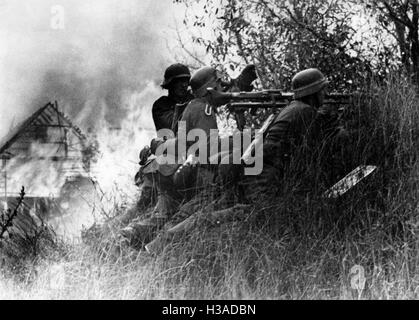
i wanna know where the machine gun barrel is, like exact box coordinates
[226,91,353,110]
[229,90,293,102]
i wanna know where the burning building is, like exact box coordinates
[0,102,99,238]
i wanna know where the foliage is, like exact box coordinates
[0,187,25,240]
[0,187,65,279]
[175,0,419,91]
[176,0,376,90]
[361,0,419,84]
[1,1,419,300]
[12,74,412,300]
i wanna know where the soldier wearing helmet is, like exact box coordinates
[118,64,192,230]
[152,63,194,133]
[123,65,256,245]
[291,68,328,106]
[119,67,222,245]
[238,68,332,199]
[264,68,329,157]
[181,66,223,138]
[180,65,257,143]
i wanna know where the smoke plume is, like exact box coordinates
[0,0,184,137]
[0,1,190,235]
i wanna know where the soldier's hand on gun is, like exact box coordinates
[236,64,258,92]
[205,88,232,107]
[139,145,152,165]
[150,138,165,155]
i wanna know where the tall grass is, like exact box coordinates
[1,75,419,300]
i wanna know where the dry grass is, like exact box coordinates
[1,75,419,300]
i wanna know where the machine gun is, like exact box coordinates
[207,88,354,131]
[234,91,355,163]
[225,90,353,110]
[207,88,353,110]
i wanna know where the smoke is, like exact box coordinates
[0,0,191,237]
[0,0,185,136]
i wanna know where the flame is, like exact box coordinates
[90,81,157,205]
[54,82,159,239]
[2,82,160,241]
[4,142,70,198]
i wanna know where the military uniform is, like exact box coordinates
[217,100,325,201]
[172,97,220,192]
[147,97,220,209]
[152,93,194,132]
[181,98,217,135]
[152,63,193,133]
[139,64,193,220]
[240,69,334,200]
[123,66,257,246]
[263,100,321,166]
[121,97,218,244]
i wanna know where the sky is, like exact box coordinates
[0,0,198,139]
[0,0,389,140]
[0,0,399,234]
[0,0,221,213]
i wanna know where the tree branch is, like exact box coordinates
[0,187,25,240]
[174,22,206,67]
[380,0,414,28]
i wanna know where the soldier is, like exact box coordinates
[242,68,333,199]
[152,63,194,133]
[266,69,329,160]
[126,64,193,227]
[172,65,256,191]
[264,69,327,155]
[181,67,222,141]
[124,67,223,239]
[215,68,334,199]
[122,66,256,244]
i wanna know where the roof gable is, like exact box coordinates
[0,102,86,157]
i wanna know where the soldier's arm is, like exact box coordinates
[179,102,193,135]
[262,116,291,168]
[227,65,258,130]
[152,99,174,132]
[264,118,289,145]
[171,92,194,133]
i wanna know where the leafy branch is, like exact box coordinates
[0,187,25,240]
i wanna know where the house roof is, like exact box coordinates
[0,101,86,157]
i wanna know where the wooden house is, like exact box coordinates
[0,102,95,238]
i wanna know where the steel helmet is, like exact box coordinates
[190,67,220,97]
[161,63,191,89]
[139,145,151,166]
[292,68,329,99]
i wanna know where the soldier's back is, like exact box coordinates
[181,98,218,136]
[265,100,317,145]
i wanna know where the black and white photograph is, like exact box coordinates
[0,0,418,303]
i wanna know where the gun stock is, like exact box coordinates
[228,102,289,109]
